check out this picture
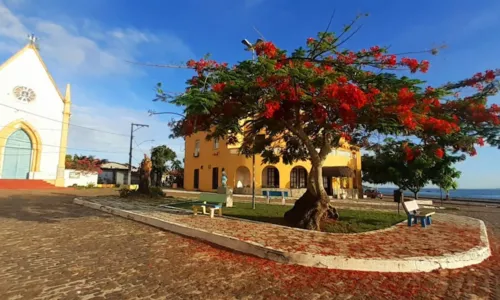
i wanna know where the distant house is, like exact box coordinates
[99,162,139,185]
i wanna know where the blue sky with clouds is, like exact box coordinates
[0,0,499,188]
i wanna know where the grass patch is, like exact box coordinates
[170,202,406,233]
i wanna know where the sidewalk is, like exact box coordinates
[76,196,491,273]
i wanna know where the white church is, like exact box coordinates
[0,36,71,187]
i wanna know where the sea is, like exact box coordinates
[374,187,500,203]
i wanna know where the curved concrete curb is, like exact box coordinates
[74,198,491,273]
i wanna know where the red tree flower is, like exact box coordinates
[255,41,278,58]
[212,82,226,93]
[401,58,419,73]
[434,148,444,159]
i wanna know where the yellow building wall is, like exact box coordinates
[183,131,362,197]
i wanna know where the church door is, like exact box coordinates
[1,130,32,179]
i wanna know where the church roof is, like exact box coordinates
[0,43,66,103]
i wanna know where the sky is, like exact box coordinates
[0,0,499,188]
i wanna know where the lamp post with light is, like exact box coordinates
[241,38,258,210]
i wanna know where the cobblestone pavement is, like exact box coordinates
[0,189,498,299]
[83,197,485,259]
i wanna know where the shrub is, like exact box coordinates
[149,186,165,197]
[119,188,132,198]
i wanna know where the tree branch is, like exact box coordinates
[318,131,333,160]
[284,122,321,163]
[335,24,363,48]
[125,60,190,69]
[310,9,336,59]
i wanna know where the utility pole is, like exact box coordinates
[127,123,149,186]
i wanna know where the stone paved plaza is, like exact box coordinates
[0,189,499,299]
[80,197,487,261]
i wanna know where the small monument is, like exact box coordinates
[217,168,233,207]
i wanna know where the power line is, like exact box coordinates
[0,124,65,132]
[0,103,130,137]
[0,136,130,154]
[1,147,145,156]
[134,140,149,156]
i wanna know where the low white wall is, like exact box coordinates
[64,169,98,187]
[28,171,57,180]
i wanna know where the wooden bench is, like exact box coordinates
[402,200,435,228]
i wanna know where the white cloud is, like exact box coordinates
[68,94,185,166]
[0,1,195,78]
[0,1,189,167]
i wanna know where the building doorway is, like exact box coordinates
[212,167,219,190]
[323,176,333,196]
[1,130,32,179]
[193,169,199,190]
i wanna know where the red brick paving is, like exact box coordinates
[0,189,498,299]
[85,197,485,259]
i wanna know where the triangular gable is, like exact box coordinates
[0,43,65,103]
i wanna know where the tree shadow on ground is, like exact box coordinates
[0,192,113,223]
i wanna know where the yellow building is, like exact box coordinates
[183,131,363,199]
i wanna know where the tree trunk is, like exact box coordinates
[155,171,162,187]
[138,169,151,194]
[284,163,338,230]
[413,191,418,200]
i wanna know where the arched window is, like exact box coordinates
[262,166,280,188]
[290,167,307,188]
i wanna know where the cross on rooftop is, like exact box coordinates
[27,33,37,45]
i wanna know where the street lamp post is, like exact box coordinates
[242,38,257,210]
[137,139,155,147]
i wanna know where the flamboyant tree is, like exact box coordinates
[65,154,103,174]
[156,17,500,230]
[138,154,153,194]
[362,139,464,199]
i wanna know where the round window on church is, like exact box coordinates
[13,86,36,103]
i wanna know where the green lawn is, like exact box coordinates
[169,201,406,233]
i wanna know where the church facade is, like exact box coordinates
[0,42,71,186]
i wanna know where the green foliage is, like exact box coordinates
[150,145,177,187]
[154,15,499,201]
[362,139,463,198]
[158,29,498,167]
[170,202,404,233]
[149,186,166,197]
[151,145,176,171]
[65,154,104,174]
[119,186,165,198]
[430,158,461,192]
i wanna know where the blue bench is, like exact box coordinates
[262,190,289,197]
[403,200,435,228]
